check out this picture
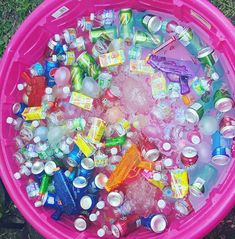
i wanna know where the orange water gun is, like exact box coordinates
[105,144,154,192]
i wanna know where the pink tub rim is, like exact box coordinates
[0,0,234,239]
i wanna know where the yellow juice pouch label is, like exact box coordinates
[22,107,46,121]
[87,118,106,143]
[149,178,165,190]
[130,60,155,74]
[74,133,96,157]
[99,50,125,68]
[69,92,93,111]
[151,72,167,99]
[171,169,189,198]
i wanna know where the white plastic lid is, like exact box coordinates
[96,200,105,210]
[34,201,43,207]
[164,158,173,167]
[74,218,87,231]
[32,120,40,128]
[175,25,184,34]
[52,55,57,62]
[211,72,219,81]
[90,13,95,21]
[14,172,21,180]
[89,213,98,222]
[63,86,70,94]
[64,170,70,177]
[54,34,61,42]
[6,117,14,124]
[80,196,92,210]
[97,228,106,237]
[63,44,69,52]
[153,172,161,181]
[111,147,118,155]
[34,136,41,144]
[157,199,166,209]
[17,83,25,91]
[163,142,171,151]
[66,137,74,145]
[45,87,53,95]
[107,192,124,207]
[191,135,201,144]
[25,161,33,168]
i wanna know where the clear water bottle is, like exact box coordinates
[41,87,56,112]
[14,165,31,180]
[26,179,40,198]
[6,117,23,131]
[90,9,115,27]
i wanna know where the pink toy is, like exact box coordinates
[0,1,235,239]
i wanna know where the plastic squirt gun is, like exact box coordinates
[105,144,154,192]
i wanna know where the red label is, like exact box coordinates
[49,68,57,78]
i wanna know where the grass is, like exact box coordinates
[0,0,234,57]
[0,0,43,56]
[0,0,234,238]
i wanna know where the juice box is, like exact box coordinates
[99,50,125,68]
[130,60,155,74]
[22,107,46,121]
[171,169,189,198]
[74,133,96,157]
[87,117,106,143]
[69,92,93,111]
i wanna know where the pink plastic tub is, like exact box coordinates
[0,0,235,238]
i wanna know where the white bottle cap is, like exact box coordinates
[111,147,118,155]
[34,201,43,207]
[89,213,98,222]
[153,172,161,181]
[45,87,53,95]
[175,25,184,34]
[34,136,41,144]
[54,34,61,42]
[163,158,173,167]
[66,137,74,145]
[6,117,14,124]
[17,84,25,91]
[211,72,219,81]
[97,228,106,237]
[64,170,70,177]
[14,172,21,180]
[63,86,70,94]
[25,161,33,168]
[32,120,40,128]
[191,135,201,144]
[63,44,69,52]
[90,13,95,21]
[157,199,166,209]
[96,200,105,209]
[163,142,171,151]
[52,55,57,62]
